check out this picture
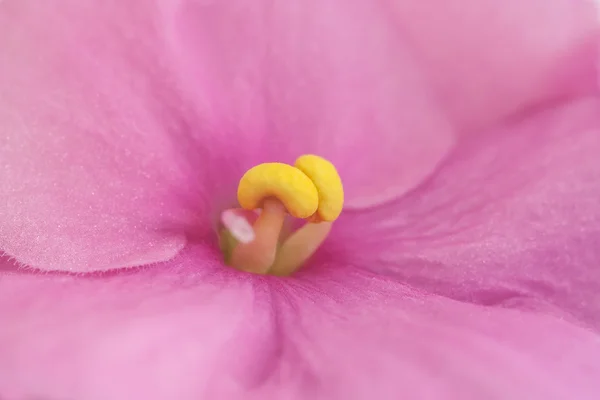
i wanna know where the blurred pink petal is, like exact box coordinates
[387,0,599,129]
[1,252,599,400]
[161,0,457,207]
[333,97,600,330]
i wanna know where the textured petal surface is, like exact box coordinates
[332,97,600,330]
[1,0,597,271]
[1,250,600,400]
[0,2,200,271]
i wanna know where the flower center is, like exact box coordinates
[219,155,344,276]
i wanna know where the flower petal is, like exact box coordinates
[332,97,600,330]
[160,0,457,208]
[1,250,599,399]
[388,0,599,130]
[0,0,455,271]
[0,2,217,271]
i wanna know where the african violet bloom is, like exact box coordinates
[1,0,600,399]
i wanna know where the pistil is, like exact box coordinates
[228,199,286,274]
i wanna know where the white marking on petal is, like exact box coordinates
[221,210,255,244]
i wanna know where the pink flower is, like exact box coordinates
[1,0,600,399]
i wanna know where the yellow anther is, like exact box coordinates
[294,155,344,222]
[237,162,319,219]
[230,155,344,275]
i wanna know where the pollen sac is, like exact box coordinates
[294,155,344,222]
[237,162,319,219]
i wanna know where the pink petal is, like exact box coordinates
[332,97,600,330]
[0,0,456,271]
[0,2,198,271]
[162,0,456,208]
[160,0,598,204]
[1,250,599,399]
[388,0,599,130]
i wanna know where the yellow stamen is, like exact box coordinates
[294,155,344,222]
[228,155,344,275]
[237,162,319,219]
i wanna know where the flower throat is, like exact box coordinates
[219,155,344,276]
